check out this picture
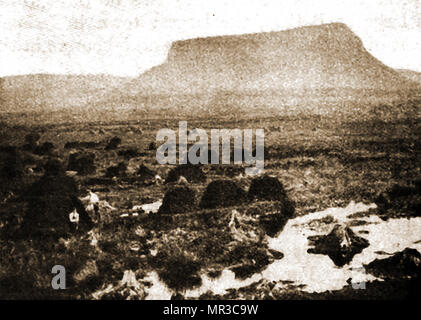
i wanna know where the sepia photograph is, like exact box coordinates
[0,0,420,305]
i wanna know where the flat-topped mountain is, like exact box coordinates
[99,23,419,113]
[1,23,419,114]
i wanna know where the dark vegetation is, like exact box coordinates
[259,211,293,237]
[229,244,271,279]
[24,132,41,146]
[151,250,202,292]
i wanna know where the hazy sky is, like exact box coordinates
[0,0,420,76]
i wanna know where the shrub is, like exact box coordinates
[230,246,271,279]
[152,251,202,292]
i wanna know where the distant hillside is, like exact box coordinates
[0,74,132,112]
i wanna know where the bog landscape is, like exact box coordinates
[0,23,420,299]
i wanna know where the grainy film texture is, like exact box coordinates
[0,0,420,300]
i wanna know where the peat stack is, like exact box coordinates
[199,179,246,209]
[158,186,196,214]
[19,160,94,238]
[248,175,288,201]
[248,176,295,236]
